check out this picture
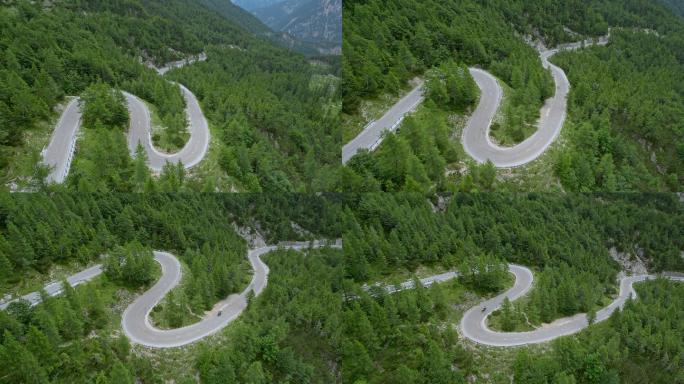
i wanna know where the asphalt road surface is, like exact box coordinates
[0,263,103,310]
[461,36,610,167]
[342,80,424,164]
[42,98,82,184]
[154,53,207,75]
[42,57,209,182]
[123,241,340,348]
[1,240,341,348]
[459,265,683,346]
[342,36,609,167]
[124,83,209,172]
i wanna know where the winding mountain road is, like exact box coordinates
[42,56,209,183]
[367,263,683,347]
[123,83,209,172]
[342,35,609,167]
[1,240,341,348]
[460,265,683,346]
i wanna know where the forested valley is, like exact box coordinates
[0,0,340,192]
[342,0,684,192]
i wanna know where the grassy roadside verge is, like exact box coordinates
[0,257,102,302]
[144,99,190,154]
[1,97,74,189]
[342,80,421,143]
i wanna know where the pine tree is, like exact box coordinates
[109,361,135,384]
[0,331,49,384]
[500,297,517,331]
[133,143,150,192]
[30,307,61,347]
[243,361,268,384]
[26,326,58,374]
[341,340,374,383]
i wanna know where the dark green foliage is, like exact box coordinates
[80,83,129,130]
[340,193,684,321]
[344,0,684,191]
[67,129,134,193]
[0,193,342,382]
[103,242,155,287]
[342,0,554,185]
[0,193,341,292]
[553,29,684,191]
[167,44,340,192]
[342,0,553,127]
[0,281,156,383]
[196,248,470,384]
[340,108,460,192]
[424,61,478,111]
[122,75,187,151]
[458,254,509,293]
[515,279,684,384]
[660,0,684,18]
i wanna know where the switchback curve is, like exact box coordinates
[363,263,682,346]
[459,264,684,346]
[42,56,209,183]
[342,35,609,167]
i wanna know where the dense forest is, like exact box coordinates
[514,279,684,384]
[168,45,340,192]
[1,193,683,382]
[0,0,339,192]
[0,193,342,382]
[660,0,684,18]
[342,0,684,192]
[553,28,684,191]
[0,194,341,296]
[341,193,684,323]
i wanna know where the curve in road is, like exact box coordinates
[1,240,341,348]
[342,35,609,167]
[364,262,682,347]
[42,56,209,183]
[462,36,608,167]
[123,82,209,172]
[460,264,683,346]
[123,241,340,348]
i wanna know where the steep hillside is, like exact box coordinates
[254,0,342,50]
[660,0,684,17]
[196,0,272,34]
[342,0,684,192]
[232,0,283,12]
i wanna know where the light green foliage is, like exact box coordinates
[425,61,478,111]
[343,108,460,192]
[458,254,509,293]
[122,75,187,151]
